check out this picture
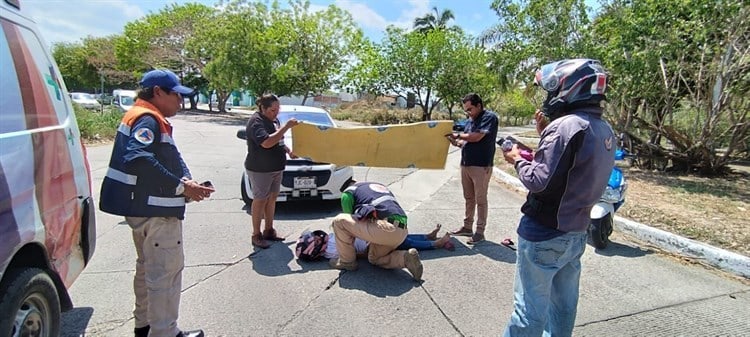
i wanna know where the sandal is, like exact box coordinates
[501,238,516,251]
[467,233,485,245]
[450,227,473,237]
[263,229,285,241]
[252,234,270,249]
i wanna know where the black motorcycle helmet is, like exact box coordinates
[534,59,608,121]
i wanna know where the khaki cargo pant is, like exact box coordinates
[127,216,184,337]
[332,213,408,269]
[461,165,492,234]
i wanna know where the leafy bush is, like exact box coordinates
[74,104,121,141]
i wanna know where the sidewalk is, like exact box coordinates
[492,167,750,279]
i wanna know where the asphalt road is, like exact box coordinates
[61,111,750,336]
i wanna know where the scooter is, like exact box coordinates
[588,149,627,249]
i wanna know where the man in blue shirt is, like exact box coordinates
[446,93,499,244]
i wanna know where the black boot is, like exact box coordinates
[134,325,149,337]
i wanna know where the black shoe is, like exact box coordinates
[134,325,149,337]
[177,330,205,337]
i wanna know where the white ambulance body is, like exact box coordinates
[0,0,97,335]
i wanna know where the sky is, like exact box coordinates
[22,0,501,46]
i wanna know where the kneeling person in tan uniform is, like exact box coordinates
[329,181,423,281]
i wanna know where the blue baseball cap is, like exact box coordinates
[139,69,194,95]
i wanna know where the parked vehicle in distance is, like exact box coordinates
[236,105,354,206]
[97,93,113,105]
[70,92,101,110]
[112,89,136,112]
[0,1,97,336]
[453,118,468,132]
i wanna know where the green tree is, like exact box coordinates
[52,42,98,92]
[480,0,591,90]
[433,38,497,118]
[194,0,363,111]
[82,36,137,93]
[591,0,749,174]
[283,0,364,104]
[345,28,486,121]
[413,7,458,33]
[115,3,216,109]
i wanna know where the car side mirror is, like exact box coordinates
[236,129,247,140]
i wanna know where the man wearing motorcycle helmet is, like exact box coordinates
[502,59,615,337]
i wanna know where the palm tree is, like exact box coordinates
[413,6,457,33]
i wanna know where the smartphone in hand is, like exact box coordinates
[497,136,533,161]
[498,136,532,151]
[200,181,216,192]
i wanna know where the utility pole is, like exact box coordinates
[100,73,105,113]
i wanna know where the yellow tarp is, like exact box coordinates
[291,121,453,169]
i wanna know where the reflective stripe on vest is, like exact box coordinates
[148,196,186,207]
[371,195,396,206]
[106,167,137,185]
[117,119,175,145]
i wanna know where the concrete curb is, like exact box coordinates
[492,167,750,279]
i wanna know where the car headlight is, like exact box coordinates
[601,186,622,203]
[333,164,349,171]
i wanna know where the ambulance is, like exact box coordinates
[0,0,97,335]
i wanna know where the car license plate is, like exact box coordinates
[293,177,316,189]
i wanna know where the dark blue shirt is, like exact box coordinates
[460,110,499,167]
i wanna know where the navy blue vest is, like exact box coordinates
[345,182,406,220]
[99,103,189,219]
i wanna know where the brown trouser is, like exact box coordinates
[461,165,492,234]
[127,216,184,337]
[332,213,408,269]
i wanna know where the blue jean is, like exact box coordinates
[504,217,588,337]
[396,234,434,251]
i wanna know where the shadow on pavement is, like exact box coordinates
[418,238,518,264]
[590,241,652,258]
[247,241,333,277]
[242,200,342,221]
[61,307,94,337]
[336,264,419,297]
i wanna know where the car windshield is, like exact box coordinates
[120,96,135,105]
[278,111,334,127]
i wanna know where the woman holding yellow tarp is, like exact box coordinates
[243,94,300,248]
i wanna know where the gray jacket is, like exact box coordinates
[515,107,615,232]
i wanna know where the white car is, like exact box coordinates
[70,92,101,110]
[113,89,136,112]
[236,105,354,205]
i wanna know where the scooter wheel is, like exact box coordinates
[588,214,613,249]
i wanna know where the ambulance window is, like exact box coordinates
[0,18,70,134]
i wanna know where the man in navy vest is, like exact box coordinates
[329,181,424,281]
[100,69,214,337]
